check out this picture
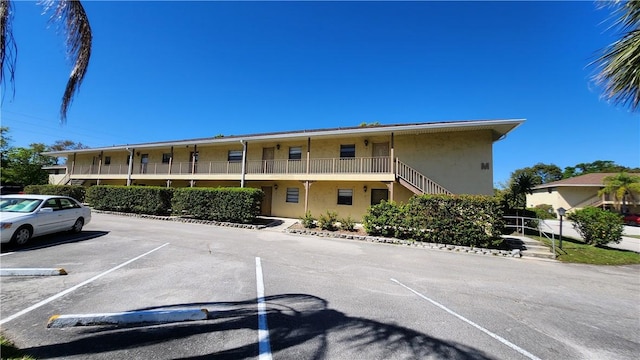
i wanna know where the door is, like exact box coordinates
[371,189,389,205]
[189,151,199,174]
[262,147,275,173]
[140,154,149,174]
[261,186,272,216]
[372,142,390,172]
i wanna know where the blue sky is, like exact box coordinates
[1,0,638,186]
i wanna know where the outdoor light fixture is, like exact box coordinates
[276,144,280,150]
[557,207,566,249]
[363,185,367,192]
[274,184,278,190]
[364,139,369,146]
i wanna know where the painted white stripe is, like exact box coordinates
[0,243,170,325]
[391,278,541,360]
[1,268,67,276]
[255,257,273,360]
[47,308,208,328]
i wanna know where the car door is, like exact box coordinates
[56,198,81,229]
[36,198,64,235]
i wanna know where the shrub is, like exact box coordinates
[317,211,338,231]
[363,200,406,238]
[24,185,86,203]
[86,185,173,215]
[567,207,624,246]
[171,187,263,223]
[300,211,316,228]
[528,204,556,220]
[339,216,356,232]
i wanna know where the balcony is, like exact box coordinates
[72,157,393,179]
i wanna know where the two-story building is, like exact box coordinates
[43,119,524,220]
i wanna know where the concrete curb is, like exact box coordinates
[47,308,209,328]
[1,268,68,276]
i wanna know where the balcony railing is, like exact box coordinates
[72,157,392,176]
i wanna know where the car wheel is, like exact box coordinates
[71,218,84,233]
[11,226,32,246]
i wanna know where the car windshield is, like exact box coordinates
[0,198,43,213]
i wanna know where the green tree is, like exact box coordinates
[562,160,630,179]
[0,126,10,170]
[598,172,640,213]
[1,0,92,121]
[511,163,563,186]
[509,172,536,209]
[49,139,88,164]
[592,0,640,112]
[2,143,56,186]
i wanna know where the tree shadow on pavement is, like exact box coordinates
[24,294,494,360]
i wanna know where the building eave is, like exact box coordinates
[42,118,525,156]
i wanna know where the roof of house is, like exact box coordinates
[533,173,625,189]
[42,118,525,156]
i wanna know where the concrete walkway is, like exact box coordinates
[259,216,299,232]
[541,219,640,253]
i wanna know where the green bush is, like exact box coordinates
[317,211,338,231]
[567,207,624,246]
[24,185,86,203]
[363,200,408,238]
[86,185,173,215]
[300,211,316,228]
[528,204,556,220]
[339,216,356,232]
[171,187,263,223]
[363,195,505,248]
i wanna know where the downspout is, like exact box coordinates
[240,140,247,188]
[126,147,134,186]
[306,137,310,174]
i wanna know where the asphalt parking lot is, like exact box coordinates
[1,213,639,359]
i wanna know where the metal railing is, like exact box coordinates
[503,215,556,258]
[70,157,393,176]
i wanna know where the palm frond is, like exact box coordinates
[44,0,92,123]
[591,0,640,112]
[0,0,17,100]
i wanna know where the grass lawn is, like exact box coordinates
[531,235,640,265]
[1,335,34,360]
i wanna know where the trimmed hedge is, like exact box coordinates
[24,185,86,203]
[171,187,263,223]
[363,194,505,248]
[86,185,173,215]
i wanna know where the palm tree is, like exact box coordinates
[598,172,640,213]
[0,0,92,122]
[510,172,536,210]
[592,0,640,112]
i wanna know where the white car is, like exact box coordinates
[0,194,91,246]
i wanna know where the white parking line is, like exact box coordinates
[255,257,272,360]
[47,308,209,328]
[391,278,541,360]
[0,243,170,325]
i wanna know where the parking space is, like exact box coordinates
[1,213,639,359]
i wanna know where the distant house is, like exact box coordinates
[526,172,640,215]
[42,119,524,220]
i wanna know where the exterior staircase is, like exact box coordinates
[503,235,555,259]
[67,179,85,186]
[395,159,452,195]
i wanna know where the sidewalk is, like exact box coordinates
[541,219,640,253]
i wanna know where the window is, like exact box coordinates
[340,144,355,158]
[162,153,171,164]
[228,150,243,162]
[337,189,353,205]
[59,198,79,209]
[104,156,111,165]
[289,146,302,160]
[286,188,299,203]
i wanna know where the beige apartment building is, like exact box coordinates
[44,119,524,220]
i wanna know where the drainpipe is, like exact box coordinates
[240,140,247,188]
[97,151,103,185]
[126,147,134,186]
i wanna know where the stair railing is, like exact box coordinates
[395,158,451,195]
